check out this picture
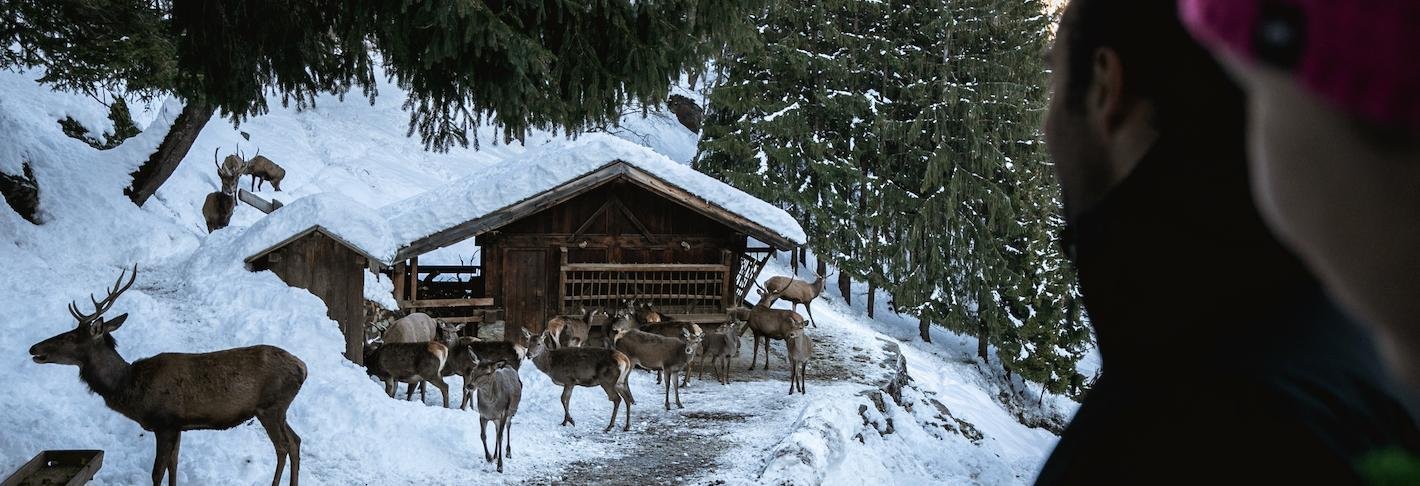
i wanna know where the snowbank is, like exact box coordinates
[383,133,808,248]
[234,192,396,264]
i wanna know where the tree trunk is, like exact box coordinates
[866,281,876,318]
[798,246,807,269]
[977,318,990,361]
[125,101,213,206]
[791,248,799,275]
[816,255,827,279]
[837,272,851,306]
[0,163,40,224]
[918,317,932,342]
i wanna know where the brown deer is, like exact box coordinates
[247,148,287,192]
[468,359,522,473]
[611,325,700,410]
[362,341,452,408]
[27,265,306,486]
[625,299,663,326]
[697,323,741,385]
[545,307,603,349]
[734,282,807,371]
[785,320,812,394]
[637,320,704,386]
[202,147,249,233]
[366,311,442,401]
[764,271,830,327]
[524,329,635,432]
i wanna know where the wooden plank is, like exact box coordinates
[434,315,486,324]
[561,263,729,272]
[409,256,418,301]
[563,278,723,285]
[399,297,496,308]
[393,261,406,305]
[411,265,482,273]
[564,293,722,301]
[238,189,283,214]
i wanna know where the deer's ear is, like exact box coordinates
[96,314,128,335]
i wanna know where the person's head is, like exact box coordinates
[1045,0,1244,221]
[1181,0,1420,384]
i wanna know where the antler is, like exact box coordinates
[69,264,138,325]
[213,146,221,172]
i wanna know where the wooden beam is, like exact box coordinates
[619,166,801,250]
[612,196,659,243]
[399,297,496,308]
[561,263,729,272]
[567,198,615,242]
[238,189,282,214]
[409,256,418,301]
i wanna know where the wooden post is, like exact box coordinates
[409,256,419,302]
[559,247,568,314]
[721,249,735,310]
[393,261,406,304]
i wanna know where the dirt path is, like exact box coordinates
[518,330,888,485]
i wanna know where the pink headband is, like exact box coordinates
[1180,0,1420,132]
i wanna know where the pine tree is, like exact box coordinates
[699,0,1090,393]
[2,0,758,205]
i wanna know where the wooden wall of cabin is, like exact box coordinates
[251,231,366,364]
[477,181,747,335]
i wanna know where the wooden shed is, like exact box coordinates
[239,193,395,365]
[387,160,802,337]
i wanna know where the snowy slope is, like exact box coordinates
[0,66,1068,485]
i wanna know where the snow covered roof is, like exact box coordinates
[383,134,806,259]
[239,192,398,265]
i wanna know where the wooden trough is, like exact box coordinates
[2,450,103,486]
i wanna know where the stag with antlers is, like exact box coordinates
[29,265,307,486]
[202,147,250,232]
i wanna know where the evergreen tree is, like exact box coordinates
[698,0,1089,394]
[2,0,758,205]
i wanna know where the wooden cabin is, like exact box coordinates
[386,158,804,339]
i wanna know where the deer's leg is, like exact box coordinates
[749,335,760,371]
[762,338,771,370]
[662,370,672,410]
[806,304,816,327]
[495,418,506,473]
[602,383,620,432]
[284,422,301,486]
[167,431,180,486]
[420,380,429,402]
[561,385,576,427]
[799,363,807,393]
[384,378,396,398]
[257,410,290,486]
[505,416,513,458]
[152,429,175,486]
[431,376,450,408]
[480,418,492,462]
[673,368,683,409]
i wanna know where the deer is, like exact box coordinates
[202,147,249,233]
[733,281,808,371]
[247,148,286,192]
[524,329,635,432]
[625,299,663,326]
[697,322,741,385]
[365,311,441,401]
[785,320,813,395]
[764,271,830,327]
[362,341,452,408]
[545,307,603,349]
[637,320,704,386]
[611,323,701,410]
[27,265,306,486]
[467,359,522,473]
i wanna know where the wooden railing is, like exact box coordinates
[559,249,732,315]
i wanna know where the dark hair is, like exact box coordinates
[1063,0,1244,138]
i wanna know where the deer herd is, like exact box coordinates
[28,265,827,484]
[202,145,286,233]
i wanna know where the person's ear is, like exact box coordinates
[1087,47,1128,135]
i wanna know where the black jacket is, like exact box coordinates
[1036,134,1420,484]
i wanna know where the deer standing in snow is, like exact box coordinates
[525,329,635,432]
[785,320,813,394]
[611,318,700,410]
[697,322,741,384]
[28,265,307,486]
[202,147,248,232]
[247,148,286,191]
[734,282,807,371]
[763,271,830,327]
[468,359,522,473]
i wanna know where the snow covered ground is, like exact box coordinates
[0,66,1071,484]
